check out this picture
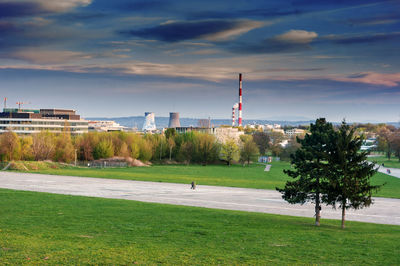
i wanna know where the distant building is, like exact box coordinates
[285,128,305,137]
[265,124,282,132]
[0,108,88,134]
[175,126,212,134]
[88,120,125,132]
[213,127,244,144]
[271,128,285,134]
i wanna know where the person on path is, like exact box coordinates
[191,181,196,190]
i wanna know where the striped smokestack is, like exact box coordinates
[238,73,243,127]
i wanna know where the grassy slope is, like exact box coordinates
[27,161,400,199]
[0,189,399,265]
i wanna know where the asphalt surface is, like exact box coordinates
[377,165,400,179]
[0,171,399,226]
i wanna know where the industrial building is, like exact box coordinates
[0,108,88,134]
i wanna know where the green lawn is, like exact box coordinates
[368,155,400,169]
[26,161,400,199]
[0,189,398,265]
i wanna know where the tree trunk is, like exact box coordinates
[341,202,346,229]
[315,176,321,226]
[315,203,321,226]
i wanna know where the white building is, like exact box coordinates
[213,127,244,144]
[88,120,125,132]
[285,128,305,137]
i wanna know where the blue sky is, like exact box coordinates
[0,0,399,122]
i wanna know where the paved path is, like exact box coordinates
[0,171,399,226]
[376,165,400,179]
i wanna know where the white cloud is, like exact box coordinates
[274,30,318,44]
[203,20,266,41]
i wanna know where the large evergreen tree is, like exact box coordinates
[277,118,335,226]
[326,122,381,229]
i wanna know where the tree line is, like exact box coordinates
[0,129,260,166]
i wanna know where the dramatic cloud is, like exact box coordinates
[232,29,318,54]
[122,19,264,42]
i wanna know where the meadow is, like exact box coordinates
[0,189,399,265]
[368,155,400,169]
[23,161,400,199]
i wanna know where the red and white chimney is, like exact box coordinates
[238,73,243,127]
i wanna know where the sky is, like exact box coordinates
[0,0,400,122]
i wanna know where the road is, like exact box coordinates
[0,171,399,226]
[377,165,400,179]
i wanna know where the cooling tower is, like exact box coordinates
[142,112,157,131]
[168,112,181,128]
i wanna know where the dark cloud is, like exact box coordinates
[121,19,261,42]
[187,8,302,20]
[326,32,400,44]
[53,12,107,23]
[121,1,170,11]
[232,40,312,54]
[0,2,44,18]
[346,13,400,26]
[0,21,20,34]
[91,0,171,13]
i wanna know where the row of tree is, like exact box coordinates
[0,129,260,166]
[375,125,400,160]
[278,119,381,229]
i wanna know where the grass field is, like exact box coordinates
[0,189,399,265]
[25,161,400,199]
[368,155,400,169]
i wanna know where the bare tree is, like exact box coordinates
[32,132,55,160]
[0,130,20,161]
[167,137,176,160]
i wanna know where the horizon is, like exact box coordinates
[1,0,399,122]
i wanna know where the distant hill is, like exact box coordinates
[85,116,314,129]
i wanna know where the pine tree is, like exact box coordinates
[277,118,335,226]
[326,121,381,229]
